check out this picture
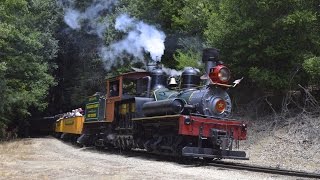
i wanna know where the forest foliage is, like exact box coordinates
[0,0,59,135]
[0,0,319,135]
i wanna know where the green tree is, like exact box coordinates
[0,0,59,133]
[120,0,184,31]
[205,0,320,91]
[172,0,214,36]
[173,37,205,71]
[303,57,320,84]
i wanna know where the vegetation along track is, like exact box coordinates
[206,161,320,179]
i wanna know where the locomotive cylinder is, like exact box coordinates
[142,98,185,116]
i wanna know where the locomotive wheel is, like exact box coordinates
[119,137,131,151]
[120,138,127,151]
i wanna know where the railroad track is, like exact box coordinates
[122,149,320,178]
[207,161,320,179]
[79,146,320,178]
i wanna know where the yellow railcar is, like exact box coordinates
[55,116,84,134]
[55,119,63,133]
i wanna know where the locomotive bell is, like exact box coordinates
[168,77,178,87]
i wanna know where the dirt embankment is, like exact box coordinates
[0,137,295,180]
[238,115,320,173]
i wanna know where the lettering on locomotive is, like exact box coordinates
[88,96,98,102]
[87,113,97,118]
[86,103,99,109]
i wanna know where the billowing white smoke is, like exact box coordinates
[162,67,200,77]
[60,0,116,38]
[162,67,182,77]
[101,14,166,64]
[59,0,166,70]
[64,9,81,29]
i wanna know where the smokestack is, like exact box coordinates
[202,48,220,84]
[146,57,158,72]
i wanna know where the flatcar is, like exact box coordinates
[55,48,248,160]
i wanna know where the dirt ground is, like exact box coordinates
[0,137,299,180]
[238,116,320,174]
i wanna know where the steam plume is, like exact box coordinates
[102,14,166,63]
[59,0,166,70]
[162,67,182,77]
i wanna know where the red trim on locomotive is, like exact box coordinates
[209,65,231,84]
[178,115,247,140]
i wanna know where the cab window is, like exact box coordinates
[123,79,136,96]
[109,80,119,97]
[136,77,149,97]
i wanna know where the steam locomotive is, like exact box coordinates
[55,48,248,160]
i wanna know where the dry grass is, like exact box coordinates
[231,85,320,173]
[240,114,320,173]
[0,139,34,161]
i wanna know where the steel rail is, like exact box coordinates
[73,143,320,179]
[208,161,320,179]
[103,148,320,178]
[104,148,320,178]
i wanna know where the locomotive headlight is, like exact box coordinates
[209,65,231,84]
[218,67,230,82]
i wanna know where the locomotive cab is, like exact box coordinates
[105,72,151,122]
[79,71,153,146]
